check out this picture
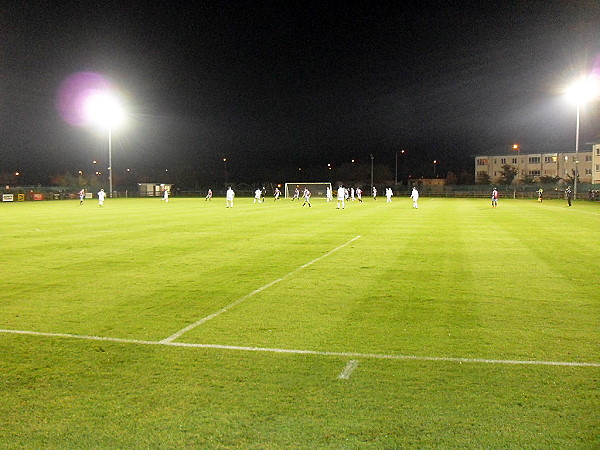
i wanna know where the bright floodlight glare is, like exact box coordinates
[566,76,599,105]
[84,91,124,127]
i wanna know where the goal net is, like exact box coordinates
[284,182,332,199]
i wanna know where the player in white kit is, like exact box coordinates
[226,187,235,208]
[97,189,106,207]
[410,187,419,209]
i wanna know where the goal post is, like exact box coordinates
[284,182,332,199]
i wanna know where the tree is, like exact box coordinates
[498,164,517,185]
[522,174,535,185]
[539,175,560,184]
[476,172,491,185]
[457,170,474,185]
[445,171,458,185]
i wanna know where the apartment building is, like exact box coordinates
[475,142,600,184]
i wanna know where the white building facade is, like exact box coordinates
[475,143,600,184]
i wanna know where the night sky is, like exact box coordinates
[1,1,599,186]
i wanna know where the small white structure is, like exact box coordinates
[138,183,172,197]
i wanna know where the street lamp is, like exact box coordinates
[566,76,599,199]
[370,154,374,195]
[433,160,438,178]
[84,91,124,198]
[223,158,228,186]
[395,149,406,185]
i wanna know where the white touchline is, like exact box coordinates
[1,328,599,367]
[159,235,363,343]
[338,360,359,379]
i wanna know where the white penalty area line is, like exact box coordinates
[1,328,598,368]
[338,360,359,379]
[160,235,363,344]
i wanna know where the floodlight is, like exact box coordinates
[83,91,124,127]
[566,75,599,199]
[82,90,125,198]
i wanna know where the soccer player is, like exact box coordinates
[537,188,543,202]
[78,188,85,205]
[226,186,235,208]
[350,187,355,201]
[372,186,377,200]
[410,187,419,209]
[162,188,169,202]
[326,186,333,202]
[491,188,498,208]
[336,185,345,209]
[565,186,572,207]
[97,188,106,207]
[292,187,300,201]
[254,188,262,203]
[205,189,212,201]
[302,187,312,207]
[274,187,281,201]
[386,187,393,203]
[356,187,363,202]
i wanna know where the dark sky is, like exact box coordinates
[1,1,599,185]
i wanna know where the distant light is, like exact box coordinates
[351,159,355,163]
[15,172,20,176]
[223,158,227,162]
[126,168,130,172]
[93,160,97,164]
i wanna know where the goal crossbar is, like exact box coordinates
[284,182,332,199]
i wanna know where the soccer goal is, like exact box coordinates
[284,182,332,199]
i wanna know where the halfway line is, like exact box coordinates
[160,235,362,343]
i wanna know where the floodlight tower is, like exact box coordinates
[566,76,599,199]
[84,91,124,198]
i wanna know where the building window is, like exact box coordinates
[477,159,488,166]
[512,158,517,164]
[528,170,541,176]
[528,157,541,164]
[585,155,592,162]
[585,168,592,175]
[500,158,506,164]
[596,164,600,173]
[544,156,555,163]
[596,149,600,156]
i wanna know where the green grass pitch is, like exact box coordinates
[0,196,598,447]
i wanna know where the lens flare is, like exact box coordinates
[56,72,115,126]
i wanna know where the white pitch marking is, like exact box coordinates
[338,359,359,379]
[159,235,362,343]
[1,329,599,368]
